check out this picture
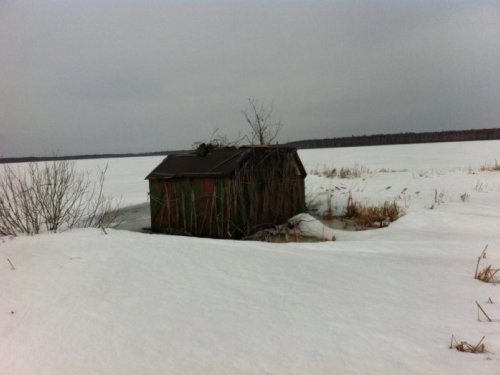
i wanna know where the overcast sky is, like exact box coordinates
[1,0,499,157]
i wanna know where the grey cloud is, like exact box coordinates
[0,1,499,156]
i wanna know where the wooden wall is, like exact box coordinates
[149,149,305,239]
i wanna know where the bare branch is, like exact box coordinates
[242,98,283,145]
[0,160,120,236]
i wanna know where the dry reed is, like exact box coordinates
[480,159,500,172]
[474,245,500,284]
[344,193,403,230]
[476,301,492,322]
[449,335,486,353]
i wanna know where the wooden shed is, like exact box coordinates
[145,146,307,239]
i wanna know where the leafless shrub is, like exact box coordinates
[242,98,283,145]
[0,160,119,236]
[449,335,486,353]
[0,165,41,235]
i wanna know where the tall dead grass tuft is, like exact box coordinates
[345,193,361,218]
[477,265,500,284]
[310,164,371,179]
[480,159,500,172]
[322,189,334,220]
[474,245,500,284]
[343,193,403,230]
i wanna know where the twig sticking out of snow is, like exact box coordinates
[449,335,486,353]
[7,258,15,270]
[476,301,492,322]
[474,244,488,279]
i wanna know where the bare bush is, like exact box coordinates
[0,160,119,236]
[242,98,283,145]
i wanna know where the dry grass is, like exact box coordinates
[310,164,371,179]
[449,335,486,353]
[428,189,445,209]
[322,189,334,220]
[345,193,361,218]
[477,265,500,283]
[474,180,487,192]
[344,193,403,230]
[416,169,432,178]
[378,168,407,173]
[476,301,493,322]
[246,226,302,243]
[474,245,500,284]
[480,159,500,172]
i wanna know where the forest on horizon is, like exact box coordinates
[2,128,499,164]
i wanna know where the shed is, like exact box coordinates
[145,146,307,239]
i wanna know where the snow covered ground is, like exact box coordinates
[2,140,500,374]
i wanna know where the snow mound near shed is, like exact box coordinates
[289,213,336,241]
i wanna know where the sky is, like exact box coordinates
[1,0,499,157]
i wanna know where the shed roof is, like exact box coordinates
[145,146,306,179]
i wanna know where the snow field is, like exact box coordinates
[1,140,500,374]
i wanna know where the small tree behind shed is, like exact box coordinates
[242,99,283,145]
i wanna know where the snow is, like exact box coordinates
[2,140,500,374]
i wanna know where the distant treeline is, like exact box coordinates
[0,151,172,164]
[285,128,500,149]
[2,128,499,164]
